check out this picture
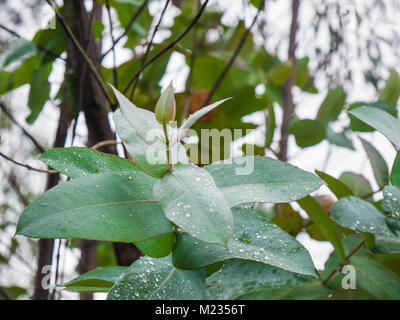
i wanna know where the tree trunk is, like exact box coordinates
[64,0,142,298]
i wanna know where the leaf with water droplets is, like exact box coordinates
[349,106,400,149]
[64,266,127,293]
[204,156,323,207]
[154,164,233,247]
[206,259,314,300]
[331,196,392,236]
[16,172,174,247]
[107,256,205,300]
[41,147,139,179]
[172,207,316,276]
[382,186,400,219]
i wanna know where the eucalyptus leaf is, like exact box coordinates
[41,147,139,178]
[64,266,127,293]
[172,207,316,276]
[349,106,400,149]
[381,185,400,218]
[206,259,313,300]
[204,156,323,207]
[331,196,392,236]
[107,256,205,300]
[16,172,173,244]
[154,164,233,247]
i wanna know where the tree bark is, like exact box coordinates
[64,0,142,298]
[278,0,300,162]
[33,105,71,300]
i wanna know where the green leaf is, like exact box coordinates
[390,151,400,188]
[107,256,205,300]
[271,203,303,236]
[315,170,354,198]
[172,207,316,276]
[297,196,346,263]
[135,233,176,258]
[349,106,400,149]
[265,101,275,148]
[267,63,291,85]
[350,256,400,300]
[381,186,400,219]
[41,147,139,178]
[326,127,355,150]
[348,101,396,132]
[92,20,105,40]
[0,38,36,68]
[204,156,323,207]
[339,171,373,198]
[26,61,52,123]
[16,172,173,244]
[316,87,346,124]
[360,138,389,189]
[0,56,40,95]
[176,98,231,141]
[235,281,330,300]
[206,259,313,300]
[288,119,325,148]
[373,231,400,254]
[378,70,400,108]
[331,196,392,236]
[64,266,127,293]
[154,164,233,246]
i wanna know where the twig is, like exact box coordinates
[321,239,365,286]
[123,0,210,94]
[129,0,171,100]
[0,23,66,62]
[45,0,113,105]
[0,102,45,153]
[201,0,266,106]
[0,151,57,174]
[101,0,150,62]
[91,139,120,150]
[105,0,118,88]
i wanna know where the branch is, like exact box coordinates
[201,0,266,106]
[0,151,57,174]
[45,0,113,105]
[91,139,120,150]
[277,0,299,162]
[123,0,210,94]
[0,102,45,153]
[105,0,118,88]
[321,239,365,286]
[100,0,150,62]
[0,23,66,62]
[129,0,171,100]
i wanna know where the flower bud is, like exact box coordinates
[155,82,176,124]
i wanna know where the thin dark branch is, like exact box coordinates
[45,0,113,105]
[100,0,150,62]
[105,0,118,88]
[129,0,171,100]
[201,0,266,106]
[123,0,210,95]
[0,102,45,153]
[0,23,65,62]
[322,239,365,286]
[278,0,299,162]
[0,151,57,174]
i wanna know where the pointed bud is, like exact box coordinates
[155,82,176,124]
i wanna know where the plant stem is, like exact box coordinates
[321,239,365,286]
[163,122,173,171]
